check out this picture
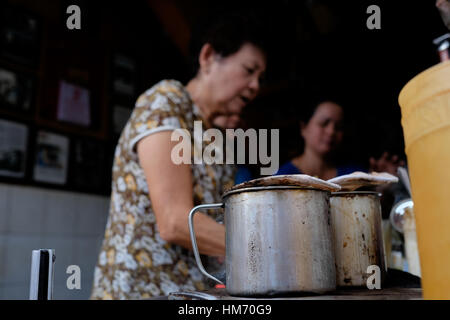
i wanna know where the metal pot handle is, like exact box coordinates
[188,203,224,285]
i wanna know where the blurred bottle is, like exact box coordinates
[390,240,405,271]
[403,206,421,277]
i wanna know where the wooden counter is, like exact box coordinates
[168,287,422,300]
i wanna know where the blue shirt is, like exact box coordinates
[235,162,367,184]
[275,161,367,176]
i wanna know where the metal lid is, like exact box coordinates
[438,40,450,51]
[224,174,341,196]
[222,185,329,198]
[331,191,382,197]
[327,171,398,191]
[433,33,450,45]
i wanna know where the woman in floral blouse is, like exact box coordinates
[91,12,268,299]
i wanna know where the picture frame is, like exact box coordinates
[56,79,91,127]
[0,118,28,178]
[111,53,138,103]
[0,67,34,113]
[69,137,108,193]
[0,5,41,66]
[112,104,133,135]
[33,130,70,185]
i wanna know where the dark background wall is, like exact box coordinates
[0,0,447,192]
[238,0,448,172]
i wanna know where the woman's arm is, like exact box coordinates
[137,131,225,257]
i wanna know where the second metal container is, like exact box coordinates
[330,191,387,287]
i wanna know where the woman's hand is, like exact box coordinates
[369,151,405,176]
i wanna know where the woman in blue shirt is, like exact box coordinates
[235,95,403,183]
[235,96,364,183]
[276,97,364,180]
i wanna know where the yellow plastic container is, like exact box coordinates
[398,61,450,299]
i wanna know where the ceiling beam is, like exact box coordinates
[146,0,191,57]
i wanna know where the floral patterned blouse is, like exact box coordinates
[91,80,236,300]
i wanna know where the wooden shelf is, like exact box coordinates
[34,116,107,140]
[168,287,423,300]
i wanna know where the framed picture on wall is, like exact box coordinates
[56,80,91,127]
[112,104,133,135]
[33,130,69,185]
[70,137,107,193]
[111,53,138,101]
[0,67,34,113]
[0,5,40,66]
[0,119,28,178]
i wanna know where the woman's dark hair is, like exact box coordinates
[188,9,271,78]
[300,92,346,124]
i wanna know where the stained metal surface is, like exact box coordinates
[330,192,387,287]
[224,188,336,296]
[222,185,320,198]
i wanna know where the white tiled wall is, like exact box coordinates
[0,183,110,300]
